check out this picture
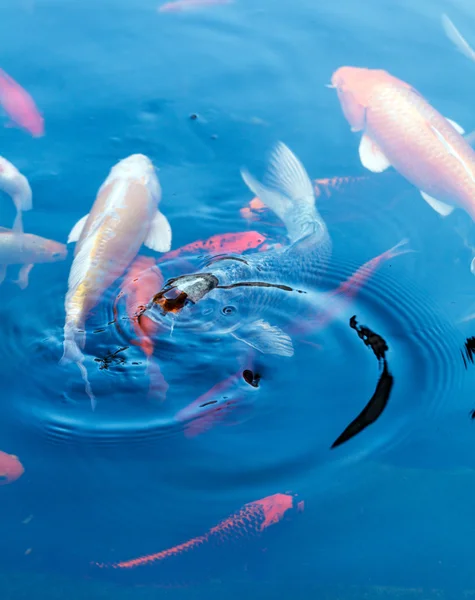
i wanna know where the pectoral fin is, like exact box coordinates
[358,134,392,173]
[231,319,294,357]
[67,214,89,244]
[144,211,172,253]
[14,263,34,290]
[419,190,455,217]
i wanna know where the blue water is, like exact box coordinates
[2,0,475,597]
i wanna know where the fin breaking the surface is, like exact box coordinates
[144,210,172,253]
[358,134,391,173]
[240,142,323,243]
[231,319,294,357]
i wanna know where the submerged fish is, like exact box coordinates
[0,450,24,485]
[158,0,232,12]
[331,66,475,232]
[61,154,172,409]
[0,68,44,137]
[93,493,303,576]
[0,227,66,288]
[144,142,331,358]
[0,156,32,232]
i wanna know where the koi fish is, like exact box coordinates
[0,227,67,288]
[158,231,273,262]
[61,154,172,410]
[0,68,44,137]
[239,175,376,222]
[158,0,232,12]
[0,451,24,485]
[145,142,331,360]
[117,256,169,400]
[0,156,32,233]
[330,66,475,230]
[93,493,303,578]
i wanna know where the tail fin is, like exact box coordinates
[60,324,96,411]
[240,142,326,243]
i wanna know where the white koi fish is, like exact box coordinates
[61,153,172,409]
[0,156,32,232]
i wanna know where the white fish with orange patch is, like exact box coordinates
[61,154,172,409]
[0,156,32,233]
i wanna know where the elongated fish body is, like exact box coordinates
[147,143,331,358]
[0,156,32,232]
[331,66,475,221]
[0,227,66,288]
[62,154,172,409]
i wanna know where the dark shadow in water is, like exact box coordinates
[331,316,394,449]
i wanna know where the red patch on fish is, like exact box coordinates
[92,493,302,572]
[0,68,44,137]
[159,231,271,262]
[0,451,24,485]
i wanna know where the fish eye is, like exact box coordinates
[222,305,236,316]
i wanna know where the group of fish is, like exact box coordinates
[3,11,475,581]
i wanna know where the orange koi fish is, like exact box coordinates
[331,66,475,227]
[240,175,375,221]
[158,230,272,262]
[158,0,232,12]
[0,68,44,137]
[290,239,413,337]
[93,493,303,575]
[118,256,168,400]
[0,451,24,484]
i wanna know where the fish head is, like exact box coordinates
[108,154,161,201]
[145,272,247,335]
[330,66,394,131]
[32,237,68,262]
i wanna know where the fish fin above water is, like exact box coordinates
[445,117,465,134]
[358,134,391,173]
[144,210,172,253]
[240,142,320,243]
[419,190,455,216]
[60,324,96,410]
[13,263,33,289]
[67,214,89,244]
[231,319,294,357]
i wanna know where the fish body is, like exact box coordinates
[0,227,66,288]
[0,68,44,137]
[331,66,475,221]
[0,451,24,485]
[145,143,331,358]
[62,154,172,408]
[93,493,302,574]
[0,156,32,232]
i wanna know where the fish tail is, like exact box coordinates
[60,323,96,411]
[240,142,327,243]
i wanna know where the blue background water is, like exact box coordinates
[2,0,475,597]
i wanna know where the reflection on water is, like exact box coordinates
[2,0,475,597]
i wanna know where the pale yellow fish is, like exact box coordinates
[0,227,66,288]
[61,153,172,409]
